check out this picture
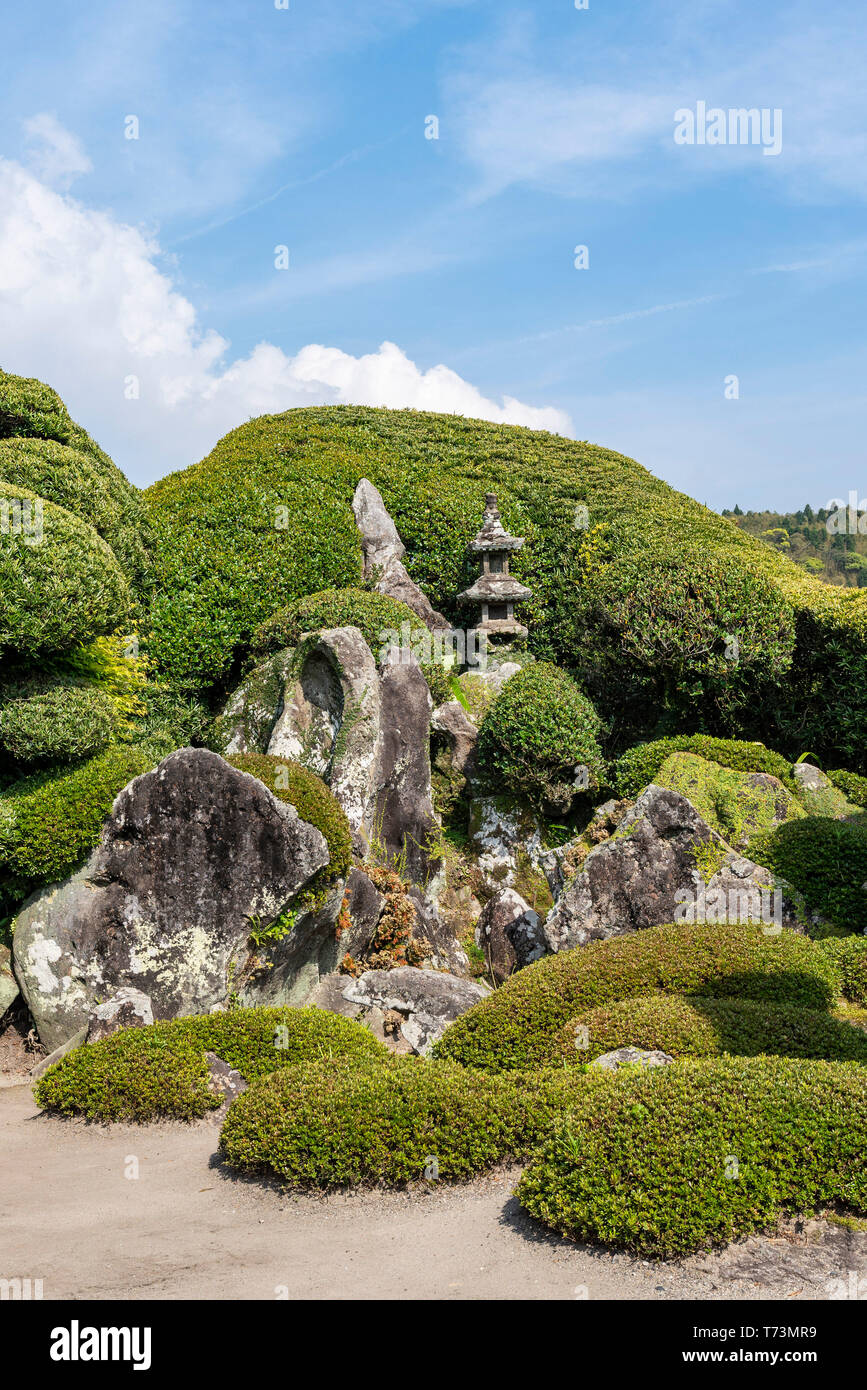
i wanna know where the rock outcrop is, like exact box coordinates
[352,479,448,631]
[12,749,338,1050]
[591,1047,675,1072]
[85,988,154,1044]
[474,887,545,983]
[340,965,491,1054]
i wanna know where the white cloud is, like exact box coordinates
[22,113,92,188]
[0,151,571,487]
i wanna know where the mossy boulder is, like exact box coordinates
[614,735,798,799]
[655,751,805,851]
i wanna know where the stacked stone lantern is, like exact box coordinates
[459,494,532,649]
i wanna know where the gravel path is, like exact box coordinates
[1,1085,860,1301]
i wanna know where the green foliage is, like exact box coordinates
[0,481,129,658]
[547,992,867,1064]
[828,768,867,808]
[0,745,153,887]
[252,586,450,703]
[0,683,117,765]
[819,936,867,1006]
[226,752,352,895]
[219,1056,586,1187]
[34,1006,388,1122]
[613,734,798,798]
[654,751,804,849]
[516,1056,867,1257]
[475,661,603,806]
[433,922,840,1073]
[752,817,867,935]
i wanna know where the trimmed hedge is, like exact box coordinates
[226,752,352,897]
[35,1006,388,1122]
[828,768,867,809]
[0,683,117,765]
[475,661,603,806]
[0,745,153,886]
[820,936,867,1007]
[219,1056,586,1187]
[614,735,797,799]
[0,482,129,658]
[252,586,451,703]
[752,817,867,935]
[655,751,804,850]
[433,922,841,1073]
[547,992,867,1064]
[517,1056,867,1257]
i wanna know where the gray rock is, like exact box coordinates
[592,1047,674,1072]
[468,796,545,894]
[0,945,19,1020]
[430,700,479,778]
[13,749,333,1051]
[211,649,295,756]
[268,627,383,854]
[352,479,449,631]
[543,784,807,954]
[374,648,439,885]
[341,965,491,1055]
[407,886,469,975]
[30,1026,88,1081]
[339,867,385,958]
[474,887,544,983]
[86,988,154,1044]
[205,1052,248,1109]
[792,761,830,793]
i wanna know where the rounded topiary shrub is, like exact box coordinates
[253,587,451,704]
[819,936,867,1007]
[614,735,797,799]
[0,744,153,886]
[433,922,840,1073]
[475,661,603,807]
[0,683,117,765]
[226,752,352,895]
[654,751,805,850]
[828,769,867,809]
[547,992,867,1064]
[752,817,867,935]
[0,481,129,659]
[219,1056,586,1187]
[34,1006,389,1122]
[517,1056,867,1257]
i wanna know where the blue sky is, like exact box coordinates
[0,0,865,509]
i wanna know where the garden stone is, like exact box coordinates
[374,647,440,885]
[341,965,491,1054]
[592,1047,674,1072]
[474,887,544,983]
[352,479,449,631]
[0,946,19,1020]
[85,988,154,1043]
[211,649,295,756]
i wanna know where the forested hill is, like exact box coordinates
[723,504,867,587]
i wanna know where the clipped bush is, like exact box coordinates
[517,1056,867,1257]
[252,586,451,703]
[35,1006,388,1122]
[226,752,352,897]
[219,1056,587,1187]
[0,481,129,658]
[433,922,840,1073]
[828,768,867,809]
[0,745,153,886]
[819,936,867,1007]
[547,993,867,1064]
[0,683,117,765]
[475,661,603,806]
[752,817,867,935]
[654,751,804,849]
[614,734,797,799]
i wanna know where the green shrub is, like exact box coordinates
[517,1056,867,1257]
[226,752,352,897]
[819,936,867,1006]
[219,1056,587,1187]
[143,406,867,766]
[548,992,867,1064]
[475,661,603,806]
[433,922,840,1073]
[0,481,129,658]
[828,769,867,808]
[751,817,867,935]
[654,751,804,849]
[35,1006,388,1122]
[614,735,797,798]
[252,586,451,703]
[0,683,117,765]
[0,745,153,886]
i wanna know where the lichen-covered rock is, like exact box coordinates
[407,886,469,975]
[468,795,551,913]
[474,887,544,983]
[341,965,491,1054]
[543,785,808,954]
[792,761,855,818]
[339,866,386,959]
[85,988,153,1043]
[211,649,295,756]
[0,944,19,1020]
[352,479,449,631]
[656,751,805,849]
[374,648,439,884]
[12,749,333,1050]
[591,1047,674,1072]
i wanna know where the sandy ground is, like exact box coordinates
[1,1084,863,1301]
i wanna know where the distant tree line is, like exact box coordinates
[723,504,867,587]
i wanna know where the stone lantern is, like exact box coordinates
[459,493,532,649]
